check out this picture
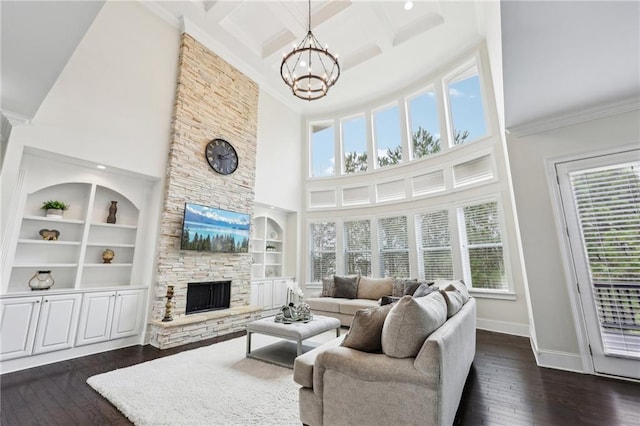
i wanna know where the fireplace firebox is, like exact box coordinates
[186,281,231,315]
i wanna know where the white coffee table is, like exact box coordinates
[246,315,341,368]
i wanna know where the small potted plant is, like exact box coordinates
[41,200,69,218]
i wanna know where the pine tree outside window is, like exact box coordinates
[415,210,454,280]
[309,222,337,282]
[344,219,371,276]
[458,201,507,290]
[378,216,410,277]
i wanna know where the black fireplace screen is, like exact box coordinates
[186,281,231,315]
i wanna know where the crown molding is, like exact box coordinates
[506,97,640,138]
[1,110,31,127]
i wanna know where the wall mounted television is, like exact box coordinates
[180,203,250,253]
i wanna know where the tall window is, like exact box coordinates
[447,65,486,145]
[408,89,440,159]
[344,220,371,276]
[309,222,337,282]
[415,210,453,280]
[310,123,334,177]
[378,216,409,277]
[373,105,402,168]
[342,115,368,174]
[458,201,506,290]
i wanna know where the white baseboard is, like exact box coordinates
[529,336,585,373]
[476,318,530,337]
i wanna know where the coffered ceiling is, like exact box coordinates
[144,0,484,116]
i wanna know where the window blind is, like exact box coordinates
[309,222,337,282]
[415,210,453,280]
[458,201,507,290]
[344,220,371,276]
[377,216,410,277]
[570,162,640,358]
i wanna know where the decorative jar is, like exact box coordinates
[29,271,55,290]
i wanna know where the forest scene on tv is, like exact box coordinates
[181,204,250,253]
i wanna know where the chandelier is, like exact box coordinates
[280,0,340,101]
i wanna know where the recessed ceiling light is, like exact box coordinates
[404,1,413,11]
[96,165,106,170]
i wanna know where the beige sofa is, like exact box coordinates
[305,276,397,327]
[294,282,476,426]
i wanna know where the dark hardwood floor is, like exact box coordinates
[1,330,638,425]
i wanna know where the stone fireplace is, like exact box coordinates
[148,33,261,349]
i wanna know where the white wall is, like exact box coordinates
[1,0,179,234]
[507,109,640,361]
[254,90,302,213]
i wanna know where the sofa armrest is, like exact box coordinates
[413,297,476,426]
[313,346,432,397]
[293,335,344,388]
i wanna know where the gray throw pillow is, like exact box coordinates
[381,293,447,358]
[341,303,394,352]
[333,275,358,299]
[434,279,469,302]
[413,283,435,298]
[379,296,401,306]
[321,276,335,297]
[403,280,421,296]
[439,284,466,318]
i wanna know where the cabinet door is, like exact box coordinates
[0,297,42,361]
[32,294,82,354]
[250,281,263,307]
[76,291,116,347]
[263,280,274,309]
[272,279,289,307]
[110,289,144,339]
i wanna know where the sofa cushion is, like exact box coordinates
[321,276,336,297]
[381,292,447,358]
[339,299,379,315]
[341,304,394,352]
[357,277,393,300]
[306,297,345,313]
[334,275,359,299]
[434,279,469,302]
[439,284,466,318]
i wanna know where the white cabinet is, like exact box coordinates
[76,289,145,346]
[0,294,81,360]
[250,278,291,311]
[111,289,145,339]
[76,291,116,346]
[0,297,42,361]
[32,294,81,354]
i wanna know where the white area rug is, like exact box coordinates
[87,336,302,425]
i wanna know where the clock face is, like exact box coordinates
[205,138,238,175]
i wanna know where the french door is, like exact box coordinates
[556,149,640,379]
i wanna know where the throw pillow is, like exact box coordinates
[333,275,359,299]
[379,296,401,306]
[439,285,466,318]
[341,303,394,352]
[321,276,336,297]
[403,280,421,296]
[412,283,435,298]
[434,279,470,302]
[381,292,447,358]
[392,278,412,297]
[357,276,394,300]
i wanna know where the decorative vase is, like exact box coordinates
[29,271,55,290]
[46,209,63,219]
[106,201,118,224]
[162,285,175,322]
[102,248,115,263]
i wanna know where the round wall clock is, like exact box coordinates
[205,138,238,175]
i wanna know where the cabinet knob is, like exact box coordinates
[44,299,48,303]
[36,300,40,303]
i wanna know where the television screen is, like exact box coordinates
[181,203,250,253]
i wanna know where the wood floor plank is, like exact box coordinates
[2,330,639,426]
